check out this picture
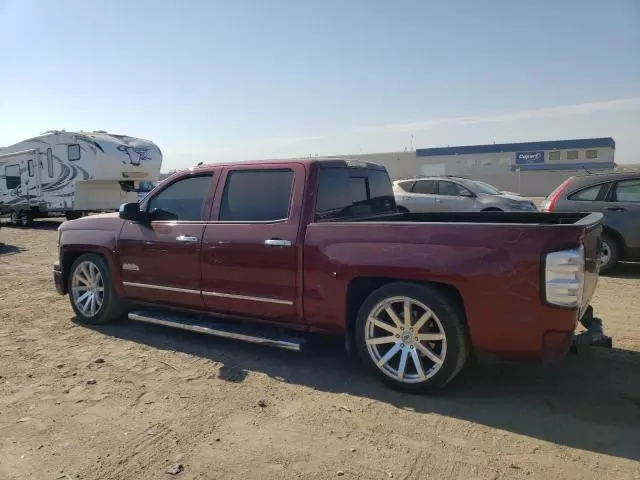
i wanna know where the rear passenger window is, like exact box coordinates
[147,174,212,221]
[220,169,293,222]
[613,179,640,203]
[568,184,607,201]
[350,177,368,204]
[315,166,396,221]
[412,180,436,194]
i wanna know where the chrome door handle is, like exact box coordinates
[435,199,442,203]
[176,235,198,243]
[264,239,291,247]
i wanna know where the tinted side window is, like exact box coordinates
[613,179,640,203]
[5,165,20,189]
[412,180,436,194]
[396,180,415,192]
[148,175,212,221]
[220,169,293,222]
[350,177,368,204]
[568,184,607,201]
[315,167,396,221]
[438,181,464,196]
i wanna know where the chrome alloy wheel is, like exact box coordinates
[71,261,105,318]
[365,296,447,383]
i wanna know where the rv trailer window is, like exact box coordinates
[28,160,34,177]
[68,144,81,161]
[5,165,20,189]
[47,149,54,177]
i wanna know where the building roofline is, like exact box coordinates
[416,137,615,157]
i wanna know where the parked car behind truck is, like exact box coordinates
[541,171,640,273]
[393,175,537,213]
[54,158,604,392]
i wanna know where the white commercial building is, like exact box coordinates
[332,138,615,197]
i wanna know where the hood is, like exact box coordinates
[60,212,124,231]
[496,192,526,202]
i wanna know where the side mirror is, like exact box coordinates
[119,202,144,222]
[460,190,475,198]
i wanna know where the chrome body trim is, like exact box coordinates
[122,281,200,295]
[202,290,293,305]
[121,281,293,305]
[128,313,302,351]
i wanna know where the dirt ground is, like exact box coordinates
[1,220,639,480]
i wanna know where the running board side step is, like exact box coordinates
[128,310,305,352]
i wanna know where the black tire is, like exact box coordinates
[355,282,470,393]
[66,211,82,221]
[599,233,620,275]
[68,253,126,324]
[19,211,34,227]
[10,210,20,227]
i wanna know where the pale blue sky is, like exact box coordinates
[1,0,639,170]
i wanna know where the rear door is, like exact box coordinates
[200,163,305,323]
[118,172,216,308]
[403,179,437,212]
[606,177,640,252]
[435,180,476,211]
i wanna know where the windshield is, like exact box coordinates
[469,180,501,195]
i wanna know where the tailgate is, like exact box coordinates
[580,217,603,317]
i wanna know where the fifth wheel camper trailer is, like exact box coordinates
[0,130,162,226]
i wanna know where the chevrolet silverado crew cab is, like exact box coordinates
[54,158,604,392]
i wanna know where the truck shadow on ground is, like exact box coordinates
[81,319,640,462]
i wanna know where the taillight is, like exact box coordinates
[545,246,585,308]
[543,178,573,212]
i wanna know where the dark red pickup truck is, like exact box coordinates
[54,158,605,392]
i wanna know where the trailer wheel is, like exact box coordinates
[355,282,470,393]
[10,210,19,226]
[65,211,82,221]
[19,211,34,227]
[68,253,126,324]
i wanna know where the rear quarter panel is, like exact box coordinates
[304,221,590,359]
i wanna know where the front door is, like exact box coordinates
[118,173,215,308]
[435,180,476,211]
[201,164,305,323]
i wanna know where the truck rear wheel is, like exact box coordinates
[355,282,470,393]
[68,253,125,324]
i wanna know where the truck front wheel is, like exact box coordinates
[355,282,470,393]
[68,253,125,324]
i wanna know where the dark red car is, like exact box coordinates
[54,158,604,392]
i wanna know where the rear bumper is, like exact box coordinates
[53,261,65,295]
[475,305,609,362]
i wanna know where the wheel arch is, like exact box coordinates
[601,226,626,258]
[60,247,123,297]
[344,276,468,354]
